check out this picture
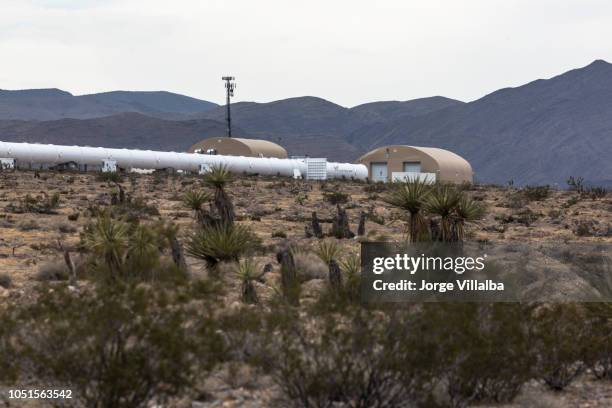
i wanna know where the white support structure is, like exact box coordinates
[101,160,117,173]
[305,158,327,180]
[0,141,368,181]
[391,172,436,183]
[0,158,15,170]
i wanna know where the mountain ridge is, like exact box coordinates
[0,60,611,185]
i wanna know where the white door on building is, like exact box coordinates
[403,162,421,173]
[371,162,388,182]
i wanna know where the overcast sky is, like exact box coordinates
[1,0,612,107]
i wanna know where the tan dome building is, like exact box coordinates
[357,145,473,184]
[188,137,288,159]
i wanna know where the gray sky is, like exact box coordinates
[2,0,612,107]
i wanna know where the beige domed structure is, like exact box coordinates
[188,137,288,159]
[357,145,473,183]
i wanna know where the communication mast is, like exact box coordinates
[222,76,236,137]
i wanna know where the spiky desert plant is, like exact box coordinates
[154,221,188,270]
[183,189,211,213]
[236,258,260,304]
[203,164,235,225]
[125,224,160,280]
[83,213,130,277]
[340,252,361,301]
[425,183,461,242]
[383,179,431,242]
[183,189,211,225]
[186,223,257,272]
[315,239,341,264]
[453,195,485,242]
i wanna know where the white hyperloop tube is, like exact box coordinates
[0,141,369,180]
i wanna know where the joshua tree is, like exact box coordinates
[425,184,461,242]
[236,259,261,304]
[330,205,354,239]
[83,213,130,278]
[183,189,212,226]
[276,245,299,305]
[159,222,188,271]
[311,211,324,239]
[383,179,431,242]
[340,252,361,301]
[203,165,235,226]
[453,195,485,242]
[186,223,256,273]
[315,240,343,290]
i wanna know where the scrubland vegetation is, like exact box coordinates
[0,168,611,407]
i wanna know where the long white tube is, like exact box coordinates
[0,141,368,180]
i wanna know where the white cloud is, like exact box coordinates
[1,0,612,106]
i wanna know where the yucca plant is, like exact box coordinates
[186,223,258,272]
[425,183,461,242]
[83,213,130,277]
[235,258,261,304]
[125,224,160,280]
[340,253,361,302]
[183,189,211,226]
[154,221,188,270]
[183,189,210,212]
[203,165,235,226]
[383,179,431,242]
[315,239,341,264]
[454,195,485,242]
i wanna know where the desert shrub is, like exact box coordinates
[17,219,40,231]
[8,192,61,214]
[584,186,608,200]
[186,223,260,271]
[417,304,533,407]
[13,282,222,408]
[272,230,287,238]
[505,191,528,209]
[262,308,435,408]
[530,304,587,391]
[522,185,551,201]
[0,273,12,289]
[35,260,70,281]
[58,222,78,234]
[363,183,388,193]
[293,252,328,282]
[563,195,580,208]
[97,171,123,183]
[574,221,594,237]
[112,196,160,221]
[322,191,350,205]
[515,208,539,227]
[368,211,385,225]
[67,211,80,221]
[0,309,18,383]
[294,192,307,205]
[583,303,612,380]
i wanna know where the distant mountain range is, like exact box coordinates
[0,89,218,121]
[1,60,611,186]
